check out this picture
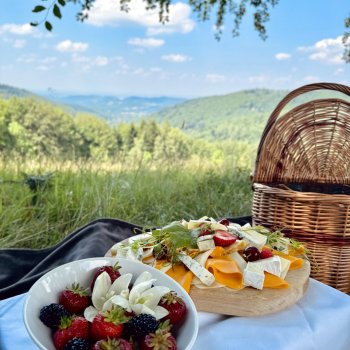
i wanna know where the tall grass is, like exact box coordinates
[0,157,253,249]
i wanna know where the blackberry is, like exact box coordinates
[125,313,159,338]
[64,337,90,350]
[39,303,70,329]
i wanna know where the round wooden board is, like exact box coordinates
[189,261,310,316]
[105,239,310,317]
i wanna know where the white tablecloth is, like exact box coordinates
[1,279,350,350]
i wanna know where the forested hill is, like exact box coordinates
[151,88,350,142]
[151,89,287,143]
[0,84,38,99]
[2,83,350,145]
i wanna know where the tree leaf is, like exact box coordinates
[53,4,62,19]
[30,22,39,27]
[32,5,46,13]
[45,21,53,31]
[58,0,66,6]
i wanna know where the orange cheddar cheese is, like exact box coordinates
[272,250,304,270]
[166,263,194,293]
[205,257,243,290]
[263,272,289,289]
[210,246,226,258]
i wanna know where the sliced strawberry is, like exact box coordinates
[213,230,237,247]
[260,248,273,259]
[59,283,91,314]
[159,292,187,325]
[91,306,130,341]
[53,316,89,350]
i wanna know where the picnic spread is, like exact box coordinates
[2,83,350,349]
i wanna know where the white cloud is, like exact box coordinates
[41,57,57,64]
[275,53,291,60]
[36,65,50,71]
[299,36,346,65]
[161,54,191,63]
[71,54,109,70]
[206,74,226,83]
[248,75,267,84]
[0,23,35,35]
[56,40,88,52]
[334,68,344,76]
[17,54,37,63]
[303,75,319,82]
[13,39,26,48]
[128,37,165,48]
[87,0,195,35]
[95,56,109,66]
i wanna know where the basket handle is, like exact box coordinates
[253,82,350,181]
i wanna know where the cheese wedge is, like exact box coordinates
[243,263,265,290]
[247,256,282,277]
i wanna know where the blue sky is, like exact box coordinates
[0,0,349,97]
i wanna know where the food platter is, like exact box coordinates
[105,234,310,317]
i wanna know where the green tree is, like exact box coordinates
[74,113,117,159]
[5,98,82,157]
[0,99,15,152]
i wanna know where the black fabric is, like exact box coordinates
[0,216,252,300]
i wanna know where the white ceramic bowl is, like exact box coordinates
[23,257,198,350]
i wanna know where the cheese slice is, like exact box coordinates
[197,238,215,251]
[166,264,194,293]
[230,252,247,272]
[279,256,291,280]
[238,229,267,249]
[263,272,289,289]
[243,263,265,290]
[272,250,304,270]
[205,256,243,290]
[248,257,282,277]
[178,254,215,286]
[210,246,226,258]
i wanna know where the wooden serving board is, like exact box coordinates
[105,240,310,317]
[189,261,310,316]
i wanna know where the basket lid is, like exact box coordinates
[253,82,350,185]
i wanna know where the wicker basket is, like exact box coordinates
[252,82,350,294]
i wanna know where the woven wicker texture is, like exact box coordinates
[252,82,350,294]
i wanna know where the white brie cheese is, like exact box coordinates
[279,256,291,280]
[238,229,267,249]
[243,264,265,290]
[230,252,247,272]
[248,256,282,277]
[197,238,216,251]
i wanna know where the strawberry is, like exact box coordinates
[53,316,89,350]
[140,328,177,350]
[92,337,132,350]
[91,262,121,290]
[213,230,237,247]
[91,306,131,341]
[260,248,273,259]
[159,292,186,325]
[59,283,91,314]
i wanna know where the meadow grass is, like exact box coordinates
[0,157,253,249]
